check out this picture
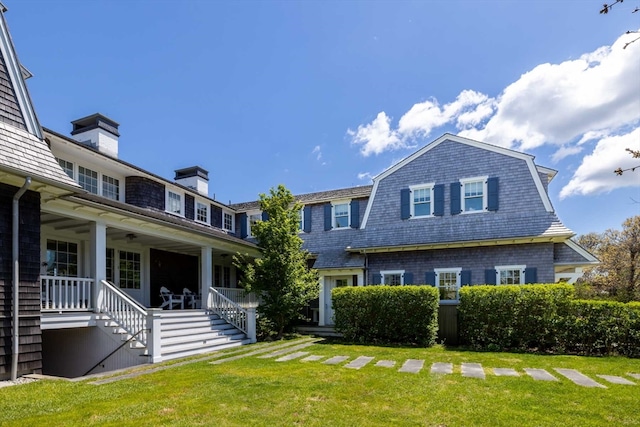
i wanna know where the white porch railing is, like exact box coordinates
[213,287,259,308]
[41,276,94,311]
[208,287,256,342]
[99,280,149,347]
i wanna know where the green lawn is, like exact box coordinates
[1,339,639,427]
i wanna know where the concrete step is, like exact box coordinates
[161,338,251,361]
[161,323,237,340]
[161,317,228,331]
[161,329,244,346]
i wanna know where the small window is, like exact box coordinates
[223,212,234,231]
[196,202,209,223]
[298,208,304,232]
[435,268,461,301]
[166,191,183,215]
[78,166,98,194]
[333,203,350,229]
[460,177,487,213]
[381,270,404,286]
[102,175,120,201]
[410,184,434,218]
[119,251,141,289]
[248,213,261,236]
[496,265,525,285]
[57,158,74,179]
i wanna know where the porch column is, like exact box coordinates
[89,221,107,311]
[357,271,364,287]
[201,246,213,307]
[318,275,325,326]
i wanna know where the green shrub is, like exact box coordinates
[333,285,439,346]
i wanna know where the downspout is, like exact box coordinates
[11,177,31,381]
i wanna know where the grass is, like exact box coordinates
[1,340,639,427]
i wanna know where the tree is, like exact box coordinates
[235,185,318,338]
[576,216,640,302]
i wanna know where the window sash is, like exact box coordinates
[463,181,484,212]
[248,213,261,236]
[102,175,119,201]
[119,251,141,289]
[334,203,349,228]
[196,202,208,223]
[223,213,233,231]
[57,158,74,179]
[46,239,78,277]
[499,269,522,285]
[167,191,182,215]
[78,166,98,194]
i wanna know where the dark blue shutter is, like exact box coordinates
[324,204,332,231]
[485,269,496,285]
[433,184,444,216]
[303,205,312,232]
[239,213,248,238]
[487,177,499,211]
[461,270,472,286]
[261,211,269,221]
[525,267,537,284]
[450,182,461,215]
[371,273,381,285]
[425,271,436,286]
[350,200,360,229]
[400,188,411,220]
[403,272,413,285]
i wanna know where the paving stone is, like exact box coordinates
[493,368,520,377]
[257,341,317,358]
[345,356,375,370]
[597,375,636,385]
[628,373,640,380]
[554,369,606,388]
[461,363,485,379]
[275,351,309,362]
[398,359,424,374]
[301,355,324,362]
[375,360,396,368]
[524,368,558,381]
[323,356,349,365]
[430,363,453,374]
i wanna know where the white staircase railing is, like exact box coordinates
[213,287,259,308]
[99,280,149,347]
[208,287,256,342]
[41,276,93,311]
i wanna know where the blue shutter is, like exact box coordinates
[239,213,248,238]
[450,182,461,215]
[403,272,413,285]
[324,204,332,231]
[461,270,472,286]
[261,211,269,221]
[485,269,496,285]
[350,200,360,229]
[303,205,312,232]
[487,177,499,211]
[371,273,381,285]
[400,188,411,220]
[433,184,444,216]
[525,267,537,284]
[425,271,436,286]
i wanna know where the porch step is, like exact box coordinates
[161,338,252,361]
[162,329,244,346]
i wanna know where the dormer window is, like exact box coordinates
[102,175,120,201]
[166,190,183,216]
[223,212,234,232]
[461,177,486,212]
[410,184,434,218]
[57,158,74,179]
[196,202,209,224]
[78,166,98,194]
[333,203,350,229]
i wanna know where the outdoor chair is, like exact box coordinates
[183,288,200,309]
[160,286,184,310]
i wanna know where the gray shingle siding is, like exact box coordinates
[125,176,165,211]
[554,242,593,263]
[184,194,195,220]
[0,54,26,131]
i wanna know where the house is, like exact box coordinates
[231,133,599,330]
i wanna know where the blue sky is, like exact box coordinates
[7,0,640,236]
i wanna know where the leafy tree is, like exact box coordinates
[235,185,318,338]
[577,216,640,302]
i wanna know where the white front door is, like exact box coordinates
[325,276,351,325]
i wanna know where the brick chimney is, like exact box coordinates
[175,166,209,196]
[70,113,120,158]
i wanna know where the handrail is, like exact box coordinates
[99,280,148,346]
[212,287,259,308]
[208,287,248,334]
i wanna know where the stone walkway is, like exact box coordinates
[261,351,640,389]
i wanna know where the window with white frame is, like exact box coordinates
[410,184,434,218]
[196,202,209,223]
[119,250,141,289]
[248,213,261,236]
[166,190,183,215]
[496,265,525,285]
[461,177,487,213]
[435,268,461,301]
[381,270,404,286]
[333,202,350,229]
[57,158,74,179]
[102,174,120,201]
[223,212,234,231]
[298,208,304,232]
[78,166,98,194]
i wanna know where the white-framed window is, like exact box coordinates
[496,265,525,285]
[333,202,350,229]
[166,190,183,216]
[57,158,74,179]
[435,268,461,301]
[298,208,304,232]
[102,174,120,201]
[410,184,434,218]
[460,176,488,213]
[248,212,261,236]
[381,270,404,286]
[119,250,141,289]
[196,202,209,224]
[223,212,234,232]
[78,166,98,194]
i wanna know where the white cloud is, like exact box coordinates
[311,145,322,161]
[348,112,406,157]
[551,145,584,163]
[559,128,640,199]
[357,172,373,181]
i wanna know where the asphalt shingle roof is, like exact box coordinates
[230,185,372,211]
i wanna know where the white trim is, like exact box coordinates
[526,161,554,212]
[360,180,379,229]
[409,183,435,218]
[495,264,526,285]
[459,176,488,213]
[165,189,185,217]
[435,267,462,302]
[380,269,405,285]
[222,210,235,232]
[564,239,599,263]
[332,200,351,230]
[298,206,305,233]
[536,165,558,182]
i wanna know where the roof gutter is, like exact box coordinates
[11,176,30,380]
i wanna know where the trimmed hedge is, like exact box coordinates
[333,285,439,346]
